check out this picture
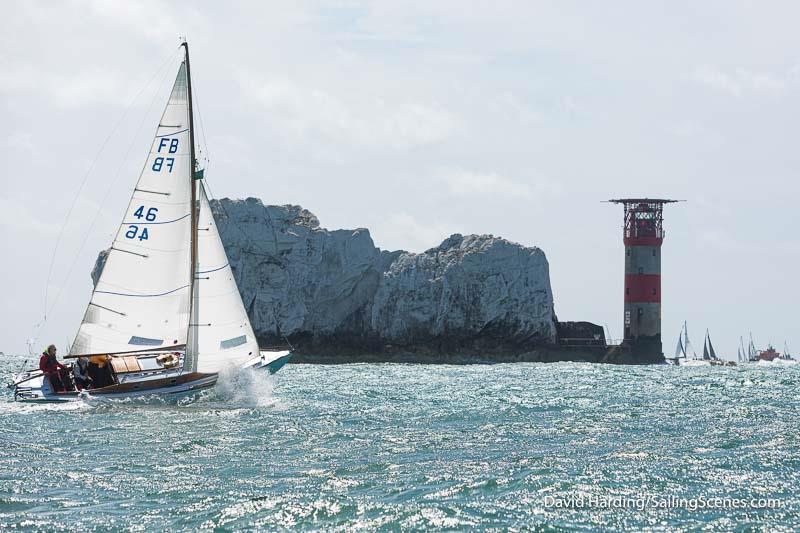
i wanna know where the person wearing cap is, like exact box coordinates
[39,344,68,393]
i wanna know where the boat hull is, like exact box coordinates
[241,350,293,374]
[13,371,217,403]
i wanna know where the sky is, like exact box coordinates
[2,1,799,358]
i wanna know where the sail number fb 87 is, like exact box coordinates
[124,136,181,241]
[152,137,180,173]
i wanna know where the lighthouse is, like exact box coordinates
[609,199,679,362]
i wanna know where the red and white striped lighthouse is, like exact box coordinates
[609,199,678,359]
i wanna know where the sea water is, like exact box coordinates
[1,354,798,530]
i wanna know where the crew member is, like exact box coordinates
[72,356,93,391]
[39,344,68,393]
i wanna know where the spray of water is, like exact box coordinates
[208,365,278,408]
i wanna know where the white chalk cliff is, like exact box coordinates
[94,198,557,356]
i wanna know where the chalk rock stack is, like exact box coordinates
[94,198,557,357]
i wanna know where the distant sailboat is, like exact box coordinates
[783,342,793,360]
[778,341,797,364]
[748,333,758,362]
[672,323,733,366]
[702,329,719,361]
[12,42,291,402]
[673,322,703,366]
[703,330,733,365]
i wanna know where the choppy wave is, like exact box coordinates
[0,354,798,530]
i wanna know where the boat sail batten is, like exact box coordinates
[71,63,193,357]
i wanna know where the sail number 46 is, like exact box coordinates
[133,206,158,221]
[125,205,158,241]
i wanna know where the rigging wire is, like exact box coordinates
[192,79,293,351]
[41,51,180,335]
[191,71,276,257]
[33,46,180,347]
[190,68,212,172]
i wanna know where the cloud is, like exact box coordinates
[7,131,34,153]
[697,228,746,253]
[440,169,532,198]
[694,66,743,96]
[0,196,59,235]
[0,58,169,110]
[86,0,183,41]
[694,65,787,96]
[237,73,455,150]
[375,212,457,252]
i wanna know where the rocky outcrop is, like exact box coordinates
[93,198,559,359]
[213,199,556,357]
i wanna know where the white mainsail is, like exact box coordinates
[189,183,260,373]
[683,322,696,360]
[71,63,192,356]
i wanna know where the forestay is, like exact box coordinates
[71,63,192,356]
[188,183,260,373]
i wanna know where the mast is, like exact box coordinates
[684,321,695,359]
[182,40,199,362]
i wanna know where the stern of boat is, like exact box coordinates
[11,370,74,402]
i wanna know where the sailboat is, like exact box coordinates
[671,322,731,366]
[777,341,797,364]
[702,329,735,366]
[671,321,702,366]
[738,336,747,364]
[747,333,759,362]
[12,42,291,402]
[702,329,715,361]
[672,326,686,364]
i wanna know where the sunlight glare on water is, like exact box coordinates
[1,354,798,530]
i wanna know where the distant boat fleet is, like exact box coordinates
[736,335,795,364]
[668,321,796,366]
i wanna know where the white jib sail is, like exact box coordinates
[189,182,260,373]
[71,62,192,356]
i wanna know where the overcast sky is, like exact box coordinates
[2,1,798,358]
